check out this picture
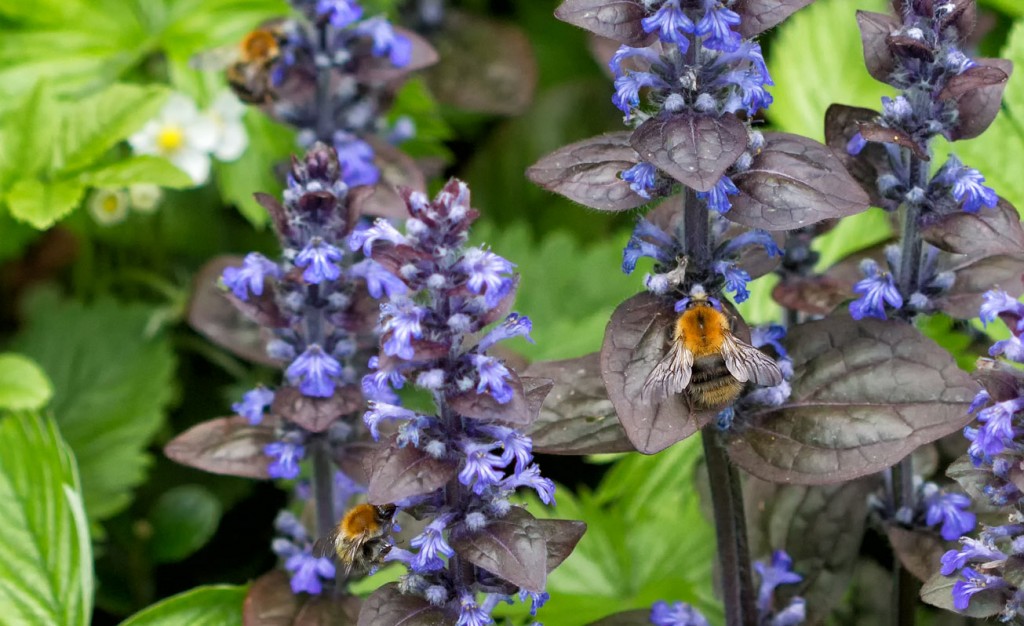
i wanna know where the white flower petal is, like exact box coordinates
[213,121,248,161]
[161,93,202,125]
[88,189,129,225]
[211,90,246,122]
[173,149,212,185]
[185,114,220,153]
[128,184,164,213]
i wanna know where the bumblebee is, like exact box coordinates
[191,24,288,104]
[642,287,782,409]
[313,503,397,579]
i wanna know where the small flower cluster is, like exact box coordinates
[848,245,955,320]
[356,180,557,623]
[129,91,248,186]
[941,519,1024,620]
[87,185,164,225]
[871,478,976,541]
[717,324,793,430]
[647,550,805,626]
[612,0,771,209]
[623,211,782,304]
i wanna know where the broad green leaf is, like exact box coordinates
[766,0,894,141]
[6,178,86,229]
[980,0,1024,16]
[0,208,41,262]
[147,485,223,564]
[813,207,894,270]
[14,294,176,524]
[61,84,170,173]
[952,21,1024,213]
[158,0,289,62]
[214,111,296,228]
[0,353,53,411]
[735,273,781,326]
[75,156,193,189]
[0,411,92,626]
[1,81,59,183]
[118,585,246,626]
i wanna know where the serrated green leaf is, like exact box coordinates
[0,411,92,626]
[118,585,246,626]
[61,84,170,173]
[766,0,894,141]
[1,81,59,183]
[214,111,296,228]
[14,294,176,524]
[75,156,193,189]
[0,353,53,411]
[148,485,223,564]
[6,178,86,229]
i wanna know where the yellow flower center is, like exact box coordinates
[157,126,185,153]
[101,194,120,214]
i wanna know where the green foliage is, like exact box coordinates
[0,353,53,411]
[0,411,92,626]
[766,0,894,141]
[147,485,224,564]
[951,20,1024,213]
[981,0,1024,17]
[389,78,455,161]
[118,585,246,626]
[14,292,177,525]
[499,437,720,626]
[916,314,980,371]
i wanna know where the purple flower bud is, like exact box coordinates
[846,132,867,156]
[316,0,362,28]
[286,344,343,398]
[222,253,281,300]
[232,386,275,425]
[981,290,1024,332]
[295,239,344,284]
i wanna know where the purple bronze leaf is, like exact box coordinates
[856,11,900,85]
[727,314,980,485]
[165,416,275,479]
[823,104,890,207]
[536,518,587,572]
[733,0,814,38]
[942,58,1012,141]
[333,441,376,487]
[886,34,934,63]
[601,293,711,454]
[356,28,438,83]
[366,437,459,505]
[188,256,280,367]
[921,573,1005,617]
[745,477,876,625]
[554,0,655,47]
[729,133,871,230]
[857,122,929,160]
[294,596,362,626]
[771,275,851,316]
[933,253,1024,320]
[449,507,548,592]
[423,11,537,116]
[527,132,649,212]
[448,370,534,425]
[886,524,946,583]
[243,571,301,626]
[586,611,652,626]
[522,353,634,455]
[947,454,993,501]
[254,192,291,239]
[974,358,1024,403]
[630,113,748,193]
[356,583,449,626]
[923,197,1024,256]
[271,385,363,433]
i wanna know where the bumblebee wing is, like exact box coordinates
[641,340,694,403]
[721,334,783,386]
[189,45,236,70]
[312,529,340,559]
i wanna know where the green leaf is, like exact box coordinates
[766,0,894,141]
[980,0,1024,16]
[158,0,289,63]
[0,353,54,410]
[0,207,41,262]
[148,485,223,564]
[6,178,86,229]
[75,156,193,189]
[214,111,296,228]
[14,294,177,524]
[388,78,454,160]
[813,207,894,270]
[118,585,246,626]
[61,84,170,173]
[0,81,59,183]
[0,411,93,626]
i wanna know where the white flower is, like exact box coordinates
[128,93,218,185]
[204,91,248,162]
[128,184,163,213]
[88,189,129,225]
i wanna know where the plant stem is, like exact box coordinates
[315,23,333,141]
[703,429,757,626]
[896,155,927,305]
[682,186,710,276]
[312,437,335,543]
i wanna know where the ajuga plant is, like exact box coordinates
[352,180,585,624]
[525,0,1010,625]
[166,0,440,613]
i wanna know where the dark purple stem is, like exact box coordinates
[315,22,333,141]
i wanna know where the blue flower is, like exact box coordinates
[456,593,494,626]
[937,157,998,214]
[286,344,343,397]
[849,259,903,320]
[381,298,426,360]
[846,132,867,155]
[751,325,789,361]
[980,290,1024,330]
[295,239,344,284]
[364,401,418,440]
[332,133,380,188]
[349,218,409,254]
[714,260,751,303]
[771,597,806,626]
[354,16,412,67]
[350,259,407,298]
[973,398,1024,457]
[649,600,710,626]
[458,440,505,493]
[316,0,362,28]
[718,229,783,259]
[285,550,336,595]
[232,386,275,425]
[622,162,658,199]
[266,439,305,479]
[609,45,661,76]
[754,550,803,615]
[613,72,669,118]
[641,0,695,47]
[941,538,1007,576]
[504,464,556,505]
[409,515,455,572]
[623,219,675,274]
[361,355,405,402]
[953,568,1008,611]
[470,354,513,404]
[222,253,281,300]
[991,335,1024,363]
[519,590,549,617]
[923,488,976,541]
[697,176,739,214]
[696,5,741,51]
[477,313,533,353]
[458,248,515,307]
[480,424,533,470]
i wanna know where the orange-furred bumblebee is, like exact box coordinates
[313,503,397,578]
[642,287,782,409]
[191,23,289,104]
